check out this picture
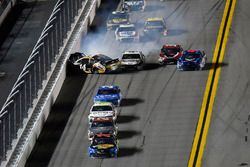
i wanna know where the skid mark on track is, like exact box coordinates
[187,1,225,50]
[141,68,177,132]
[165,1,187,20]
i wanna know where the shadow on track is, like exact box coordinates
[117,115,140,124]
[204,62,228,71]
[120,98,144,106]
[118,147,143,157]
[143,63,160,71]
[25,75,87,167]
[118,130,141,139]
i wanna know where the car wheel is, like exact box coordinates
[159,61,165,65]
[137,65,143,70]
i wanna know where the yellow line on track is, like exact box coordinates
[188,0,237,167]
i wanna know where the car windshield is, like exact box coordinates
[161,47,180,55]
[122,54,140,59]
[92,105,113,111]
[92,137,115,145]
[118,26,135,32]
[79,58,90,65]
[184,53,201,59]
[97,89,118,95]
[145,20,164,27]
[91,121,114,128]
[109,13,128,20]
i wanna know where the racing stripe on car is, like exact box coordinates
[188,0,237,167]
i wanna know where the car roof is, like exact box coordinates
[98,85,119,90]
[92,134,116,141]
[123,50,141,54]
[95,134,115,138]
[92,117,114,122]
[185,50,202,54]
[146,17,164,22]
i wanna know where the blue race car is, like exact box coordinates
[177,50,207,71]
[94,86,122,106]
[88,134,118,158]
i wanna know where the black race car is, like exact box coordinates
[68,52,120,74]
[88,134,118,158]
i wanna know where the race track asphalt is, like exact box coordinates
[26,0,226,166]
[203,1,250,166]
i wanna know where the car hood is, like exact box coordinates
[183,57,201,62]
[166,53,178,57]
[119,31,136,37]
[92,144,115,149]
[121,59,141,65]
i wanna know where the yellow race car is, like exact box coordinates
[68,52,120,74]
[144,17,168,37]
[106,11,129,30]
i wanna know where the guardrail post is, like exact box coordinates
[0,119,4,160]
[5,112,10,151]
[65,0,70,31]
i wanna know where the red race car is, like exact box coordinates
[159,44,183,64]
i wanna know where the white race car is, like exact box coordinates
[120,51,145,70]
[88,102,118,122]
[115,24,139,42]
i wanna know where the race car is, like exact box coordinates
[177,50,207,71]
[143,17,168,37]
[115,24,139,42]
[88,102,118,122]
[88,117,118,140]
[94,86,122,106]
[122,0,145,11]
[120,51,145,70]
[159,44,183,64]
[106,11,129,30]
[68,52,120,74]
[88,134,118,158]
